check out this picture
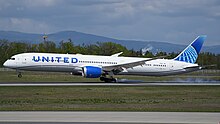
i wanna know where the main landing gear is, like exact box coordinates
[100,74,117,83]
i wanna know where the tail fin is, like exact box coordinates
[174,35,207,64]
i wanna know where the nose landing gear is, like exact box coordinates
[17,71,22,78]
[18,73,22,78]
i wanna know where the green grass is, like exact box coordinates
[0,71,100,82]
[0,70,219,112]
[0,71,219,82]
[0,86,220,111]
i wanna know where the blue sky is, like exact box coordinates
[0,0,219,45]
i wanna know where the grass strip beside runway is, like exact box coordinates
[0,71,219,82]
[0,86,219,112]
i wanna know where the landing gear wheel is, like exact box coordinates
[112,78,117,83]
[100,77,105,81]
[18,73,22,78]
[100,77,117,83]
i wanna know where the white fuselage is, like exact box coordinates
[3,53,200,76]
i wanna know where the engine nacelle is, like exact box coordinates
[82,66,102,78]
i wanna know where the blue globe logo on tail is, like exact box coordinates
[174,35,207,64]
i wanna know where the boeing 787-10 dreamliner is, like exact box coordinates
[3,35,206,82]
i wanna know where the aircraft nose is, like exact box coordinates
[3,60,9,68]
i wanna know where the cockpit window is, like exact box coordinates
[9,58,15,60]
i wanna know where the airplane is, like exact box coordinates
[3,35,206,82]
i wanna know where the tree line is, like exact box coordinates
[0,39,219,69]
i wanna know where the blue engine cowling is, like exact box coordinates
[82,66,102,78]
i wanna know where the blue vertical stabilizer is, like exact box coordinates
[174,35,207,63]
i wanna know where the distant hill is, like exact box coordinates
[0,30,219,54]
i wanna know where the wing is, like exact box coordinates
[103,56,167,73]
[111,52,123,57]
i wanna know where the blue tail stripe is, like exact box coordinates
[189,47,197,57]
[187,48,195,61]
[183,52,186,61]
[189,49,197,62]
[174,35,206,64]
[185,52,188,62]
[189,46,197,63]
[180,56,184,61]
[187,52,193,63]
[185,52,191,63]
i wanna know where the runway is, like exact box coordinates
[0,81,220,86]
[0,111,220,124]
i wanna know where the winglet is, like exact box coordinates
[174,35,207,64]
[111,52,123,57]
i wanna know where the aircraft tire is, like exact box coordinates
[111,78,117,83]
[18,73,22,78]
[100,76,117,83]
[100,77,105,81]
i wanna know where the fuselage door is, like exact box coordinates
[21,55,27,65]
[169,62,174,71]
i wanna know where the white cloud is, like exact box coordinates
[0,17,50,33]
[23,0,57,7]
[0,0,219,45]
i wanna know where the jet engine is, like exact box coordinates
[82,66,102,78]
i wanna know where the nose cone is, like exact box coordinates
[3,60,13,68]
[3,61,8,67]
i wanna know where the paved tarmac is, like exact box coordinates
[0,81,220,86]
[0,112,219,124]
